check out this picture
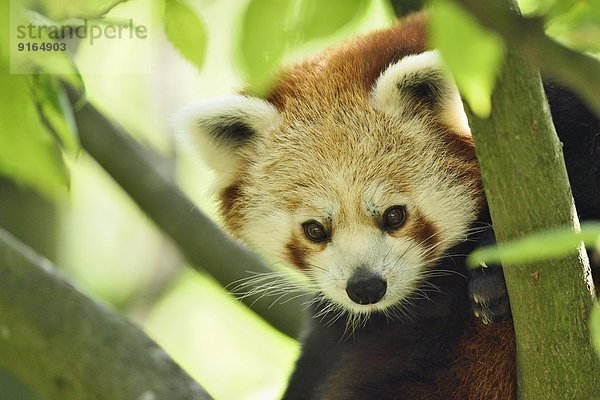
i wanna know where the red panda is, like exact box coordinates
[176,12,599,400]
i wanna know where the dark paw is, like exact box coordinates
[468,265,511,324]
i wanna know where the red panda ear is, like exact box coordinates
[173,95,280,175]
[370,50,470,134]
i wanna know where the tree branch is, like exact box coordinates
[452,0,600,117]
[66,87,305,338]
[0,228,213,400]
[466,18,600,400]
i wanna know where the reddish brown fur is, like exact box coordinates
[267,13,428,110]
[436,125,486,207]
[286,234,310,270]
[403,209,440,254]
[219,181,245,235]
[318,319,516,400]
[446,320,517,400]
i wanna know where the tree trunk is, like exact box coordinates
[0,228,212,400]
[0,170,60,400]
[467,44,600,399]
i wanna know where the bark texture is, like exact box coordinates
[468,44,600,399]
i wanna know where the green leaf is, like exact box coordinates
[237,0,369,95]
[7,9,83,153]
[238,0,295,92]
[32,75,80,153]
[1,2,68,198]
[0,73,69,199]
[545,0,600,53]
[518,0,561,15]
[20,0,127,20]
[546,0,581,18]
[429,0,505,118]
[10,10,85,81]
[591,304,600,359]
[295,0,369,41]
[164,0,207,70]
[518,0,600,52]
[467,222,600,268]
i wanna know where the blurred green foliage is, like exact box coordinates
[544,0,600,53]
[296,0,369,40]
[0,72,69,199]
[519,0,600,54]
[10,10,84,77]
[1,2,82,199]
[239,0,296,89]
[521,0,595,19]
[20,0,127,20]
[238,0,376,94]
[430,0,600,118]
[468,222,600,268]
[164,0,207,70]
[32,75,80,152]
[2,0,600,398]
[429,0,505,117]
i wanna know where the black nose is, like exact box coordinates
[345,268,387,305]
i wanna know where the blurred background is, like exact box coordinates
[1,0,599,399]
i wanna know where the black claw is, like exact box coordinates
[468,264,511,323]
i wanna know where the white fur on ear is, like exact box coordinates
[173,95,280,176]
[371,50,469,134]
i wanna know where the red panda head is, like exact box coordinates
[176,20,483,321]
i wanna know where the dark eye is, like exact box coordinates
[302,220,329,243]
[382,205,407,231]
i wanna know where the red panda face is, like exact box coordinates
[176,39,483,320]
